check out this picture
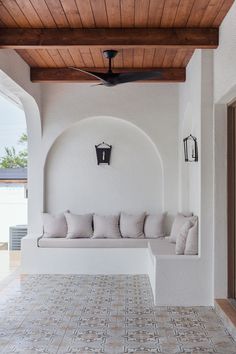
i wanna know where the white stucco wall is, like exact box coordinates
[42,83,179,230]
[177,0,236,301]
[0,50,41,106]
[179,51,201,216]
[178,49,214,304]
[45,116,164,215]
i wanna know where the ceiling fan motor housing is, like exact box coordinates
[103,50,118,59]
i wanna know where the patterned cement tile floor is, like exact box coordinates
[0,275,236,354]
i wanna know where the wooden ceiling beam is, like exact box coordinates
[31,67,186,83]
[0,28,218,49]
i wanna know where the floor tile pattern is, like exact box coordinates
[0,274,236,353]
[0,251,20,284]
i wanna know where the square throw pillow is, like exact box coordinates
[175,220,193,255]
[120,212,145,238]
[185,219,198,255]
[93,214,121,239]
[65,212,93,238]
[42,212,67,238]
[144,213,167,238]
[169,213,196,243]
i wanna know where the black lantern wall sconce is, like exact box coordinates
[95,142,112,165]
[183,134,198,162]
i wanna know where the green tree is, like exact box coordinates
[18,132,27,145]
[0,133,28,168]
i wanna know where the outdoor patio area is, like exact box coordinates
[0,274,236,354]
[2,0,236,352]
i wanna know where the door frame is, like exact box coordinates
[228,101,236,298]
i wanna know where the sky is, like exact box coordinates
[0,94,26,157]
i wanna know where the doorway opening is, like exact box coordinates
[227,101,236,300]
[0,93,27,281]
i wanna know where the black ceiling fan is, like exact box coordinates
[69,49,162,87]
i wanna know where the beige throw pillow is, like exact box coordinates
[144,213,166,238]
[175,220,193,255]
[93,214,121,239]
[42,212,67,238]
[185,220,198,255]
[65,212,93,238]
[170,213,196,243]
[120,212,145,238]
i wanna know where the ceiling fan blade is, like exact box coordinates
[69,67,108,83]
[114,70,162,85]
[90,83,104,87]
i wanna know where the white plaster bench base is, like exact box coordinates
[21,236,202,306]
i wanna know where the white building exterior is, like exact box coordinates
[0,185,27,243]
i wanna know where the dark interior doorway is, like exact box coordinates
[228,101,236,299]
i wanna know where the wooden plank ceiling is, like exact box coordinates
[0,0,234,82]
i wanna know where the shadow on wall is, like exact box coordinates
[44,116,164,215]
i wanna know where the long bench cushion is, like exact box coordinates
[38,238,149,248]
[38,237,176,255]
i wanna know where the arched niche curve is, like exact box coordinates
[0,70,43,235]
[44,116,164,214]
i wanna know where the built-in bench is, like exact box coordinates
[22,235,202,306]
[147,239,200,306]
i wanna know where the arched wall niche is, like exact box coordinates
[44,116,164,215]
[0,70,43,235]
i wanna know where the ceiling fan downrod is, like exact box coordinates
[103,50,118,73]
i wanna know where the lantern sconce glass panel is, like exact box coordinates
[183,134,198,162]
[95,142,112,165]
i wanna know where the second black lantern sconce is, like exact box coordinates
[183,134,198,162]
[95,142,112,165]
